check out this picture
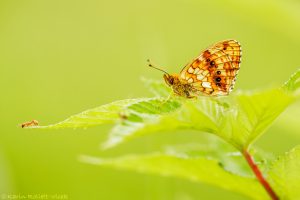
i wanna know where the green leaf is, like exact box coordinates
[268,146,300,200]
[29,98,154,129]
[161,141,269,177]
[80,152,268,200]
[104,88,295,150]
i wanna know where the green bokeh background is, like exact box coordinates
[1,0,300,199]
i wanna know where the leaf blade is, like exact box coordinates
[30,98,153,129]
[80,153,268,200]
[268,146,300,200]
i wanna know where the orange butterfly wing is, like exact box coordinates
[180,39,241,96]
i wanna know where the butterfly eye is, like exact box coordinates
[169,77,174,85]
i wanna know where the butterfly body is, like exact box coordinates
[163,74,197,98]
[155,39,242,97]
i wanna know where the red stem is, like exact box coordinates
[242,150,279,200]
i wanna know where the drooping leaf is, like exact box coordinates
[268,146,300,200]
[161,140,264,177]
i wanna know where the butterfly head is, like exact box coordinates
[163,74,179,86]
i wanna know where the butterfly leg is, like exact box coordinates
[157,93,175,108]
[163,93,172,103]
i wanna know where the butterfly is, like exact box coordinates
[148,39,242,98]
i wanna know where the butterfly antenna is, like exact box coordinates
[147,59,170,75]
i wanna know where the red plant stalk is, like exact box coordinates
[242,150,279,200]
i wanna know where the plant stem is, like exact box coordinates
[242,150,279,200]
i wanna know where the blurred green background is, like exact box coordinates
[1,0,300,199]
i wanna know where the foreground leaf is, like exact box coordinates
[80,152,268,200]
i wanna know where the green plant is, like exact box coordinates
[26,69,300,200]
